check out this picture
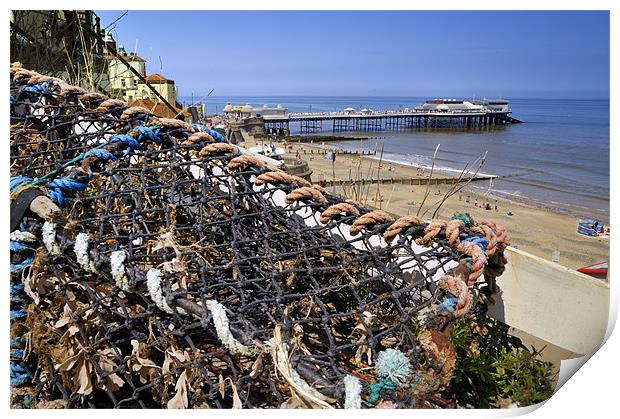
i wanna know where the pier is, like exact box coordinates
[268,108,522,134]
[225,99,523,136]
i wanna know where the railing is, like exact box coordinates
[286,108,510,118]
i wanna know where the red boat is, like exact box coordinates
[576,262,608,278]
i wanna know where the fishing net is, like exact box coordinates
[10,64,511,409]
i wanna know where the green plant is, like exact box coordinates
[448,315,554,408]
[491,347,554,406]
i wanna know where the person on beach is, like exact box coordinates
[474,199,478,207]
[466,195,470,203]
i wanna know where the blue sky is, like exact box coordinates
[96,10,610,99]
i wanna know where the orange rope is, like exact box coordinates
[319,203,360,224]
[350,210,394,235]
[227,155,266,171]
[285,186,327,204]
[383,215,424,243]
[416,220,447,247]
[254,171,312,188]
[199,143,238,157]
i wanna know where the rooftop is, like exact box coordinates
[144,73,174,84]
[128,98,188,119]
[120,52,146,63]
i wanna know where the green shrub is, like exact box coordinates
[448,316,554,408]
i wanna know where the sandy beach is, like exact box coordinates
[245,136,609,271]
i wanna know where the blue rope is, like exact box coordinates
[48,188,66,207]
[10,288,25,303]
[48,177,88,206]
[10,241,31,252]
[23,84,48,94]
[84,148,117,162]
[192,123,225,142]
[10,232,34,390]
[10,308,28,320]
[10,176,33,192]
[136,125,161,143]
[10,363,32,386]
[49,177,88,192]
[436,296,457,313]
[10,258,34,274]
[11,348,25,359]
[463,236,488,252]
[13,124,161,209]
[110,134,141,156]
[10,283,26,296]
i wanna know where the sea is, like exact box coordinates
[181,96,610,221]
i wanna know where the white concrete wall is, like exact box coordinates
[487,247,609,356]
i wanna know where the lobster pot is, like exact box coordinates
[9,65,511,409]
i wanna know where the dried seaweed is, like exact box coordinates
[9,65,514,409]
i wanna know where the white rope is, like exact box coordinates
[205,300,253,355]
[267,337,331,405]
[146,268,174,314]
[74,232,97,272]
[343,375,362,409]
[10,230,37,242]
[145,268,246,352]
[42,221,61,256]
[146,268,186,315]
[110,250,130,291]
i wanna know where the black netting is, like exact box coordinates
[10,65,511,409]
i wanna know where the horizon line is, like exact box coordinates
[178,94,611,101]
